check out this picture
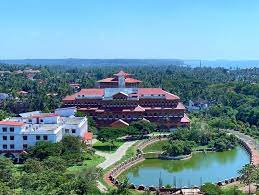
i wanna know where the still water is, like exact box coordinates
[121,146,250,187]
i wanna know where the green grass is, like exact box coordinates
[142,140,168,153]
[67,154,105,173]
[221,184,244,195]
[93,140,124,152]
[98,141,139,191]
[193,145,210,150]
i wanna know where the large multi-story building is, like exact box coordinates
[0,109,88,161]
[63,71,190,128]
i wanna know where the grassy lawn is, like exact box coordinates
[193,145,210,150]
[93,140,124,153]
[221,183,245,195]
[142,140,168,153]
[98,141,139,190]
[67,154,105,173]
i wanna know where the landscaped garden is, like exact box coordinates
[0,136,104,194]
[93,140,124,152]
[142,140,168,153]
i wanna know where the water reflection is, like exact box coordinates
[121,146,250,187]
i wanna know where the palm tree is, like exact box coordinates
[238,164,256,194]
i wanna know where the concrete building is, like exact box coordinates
[0,111,88,160]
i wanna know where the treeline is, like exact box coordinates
[0,136,101,194]
[0,63,258,136]
[163,125,238,156]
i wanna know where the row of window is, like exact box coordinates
[1,127,15,132]
[2,136,14,140]
[92,114,183,119]
[1,135,48,141]
[65,129,76,134]
[65,102,176,107]
[2,144,28,150]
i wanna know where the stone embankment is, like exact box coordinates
[227,130,259,165]
[105,131,258,191]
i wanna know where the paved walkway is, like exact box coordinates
[96,141,136,169]
[227,130,259,165]
[95,141,136,193]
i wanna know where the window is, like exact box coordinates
[36,135,40,140]
[65,129,69,134]
[10,144,14,149]
[3,136,7,141]
[23,144,28,149]
[72,129,76,134]
[23,136,27,140]
[3,145,7,149]
[43,135,48,141]
[2,127,7,132]
[28,119,32,123]
[10,136,14,140]
[40,119,43,123]
[10,127,14,132]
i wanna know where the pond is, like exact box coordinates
[120,146,250,187]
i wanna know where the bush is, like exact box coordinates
[201,183,222,195]
[163,140,194,156]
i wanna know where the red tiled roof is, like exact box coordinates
[63,94,77,101]
[84,132,93,141]
[97,78,115,82]
[78,89,104,96]
[138,88,180,100]
[97,77,141,83]
[110,119,129,127]
[63,89,104,101]
[125,78,142,83]
[133,105,145,112]
[0,121,25,126]
[63,88,179,101]
[180,114,190,123]
[114,70,131,77]
[175,102,186,110]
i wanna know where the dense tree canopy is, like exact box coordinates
[0,136,101,194]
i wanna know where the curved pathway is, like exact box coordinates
[227,130,259,165]
[95,141,136,193]
[96,141,136,170]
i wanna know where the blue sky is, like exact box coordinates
[0,0,259,59]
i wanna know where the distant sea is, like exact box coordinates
[0,59,259,69]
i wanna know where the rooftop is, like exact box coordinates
[62,117,86,125]
[63,88,180,101]
[23,124,61,133]
[113,70,131,77]
[0,121,25,126]
[97,77,141,83]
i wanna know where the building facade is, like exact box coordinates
[63,71,190,128]
[0,111,88,160]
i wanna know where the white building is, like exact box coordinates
[55,107,77,117]
[188,99,209,112]
[0,112,88,160]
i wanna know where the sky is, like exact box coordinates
[0,0,259,60]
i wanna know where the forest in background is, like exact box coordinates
[0,64,258,138]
